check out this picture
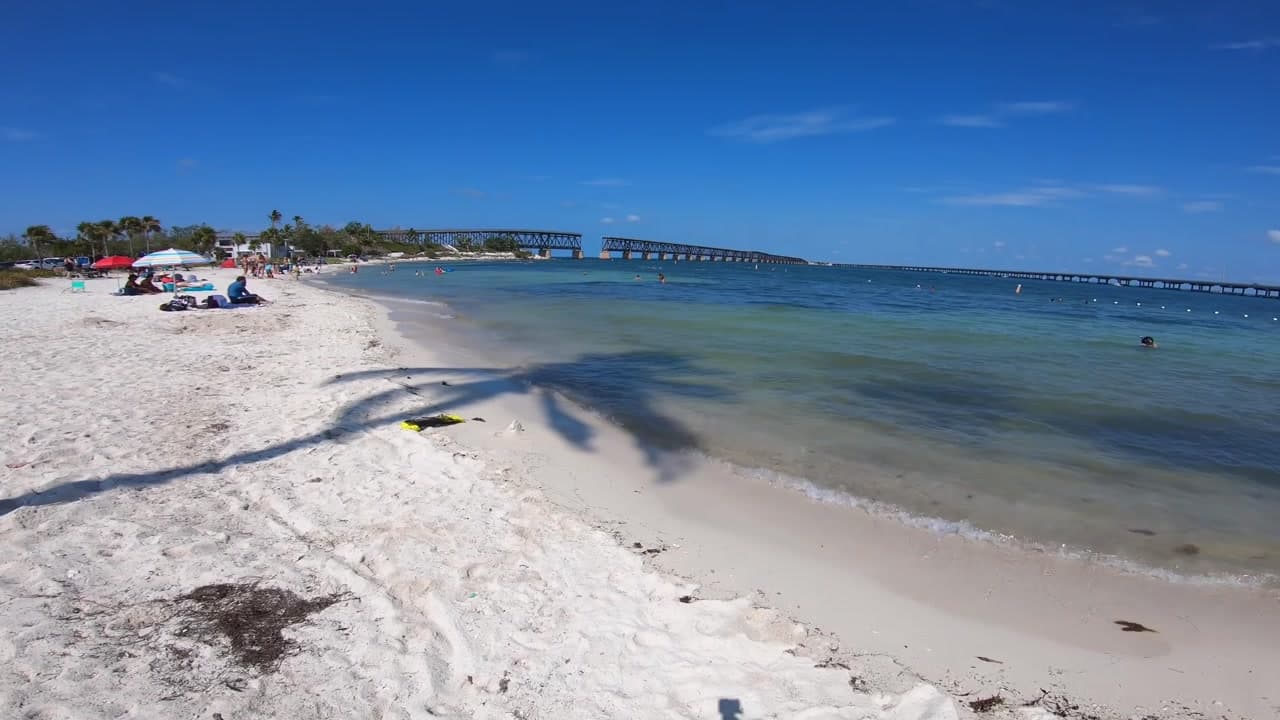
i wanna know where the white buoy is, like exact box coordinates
[1161,305,1166,309]
[1244,314,1249,318]
[1137,302,1142,306]
[1214,311,1220,315]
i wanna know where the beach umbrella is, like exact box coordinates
[133,248,214,298]
[132,248,211,269]
[92,255,135,270]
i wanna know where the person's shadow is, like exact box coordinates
[718,698,743,720]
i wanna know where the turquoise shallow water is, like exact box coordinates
[324,259,1280,583]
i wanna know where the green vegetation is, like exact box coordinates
[4,211,532,264]
[0,268,58,290]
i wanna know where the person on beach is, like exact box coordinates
[137,275,164,294]
[122,273,145,295]
[1140,336,1157,349]
[227,275,266,305]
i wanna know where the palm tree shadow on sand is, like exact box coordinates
[0,351,730,517]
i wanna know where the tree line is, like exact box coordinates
[3,210,527,263]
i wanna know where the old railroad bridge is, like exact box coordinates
[597,236,807,264]
[836,263,1280,298]
[222,228,809,264]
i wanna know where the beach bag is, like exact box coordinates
[159,300,188,311]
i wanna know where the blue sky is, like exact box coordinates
[2,0,1278,279]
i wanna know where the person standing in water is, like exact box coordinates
[1140,336,1157,348]
[657,272,666,284]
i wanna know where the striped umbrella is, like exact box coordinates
[132,248,211,268]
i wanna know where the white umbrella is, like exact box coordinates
[132,248,211,268]
[133,248,213,300]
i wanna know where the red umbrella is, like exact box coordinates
[92,255,135,270]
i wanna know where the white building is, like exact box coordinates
[213,232,282,258]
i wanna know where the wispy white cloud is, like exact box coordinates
[1177,263,1189,270]
[455,187,487,199]
[939,101,1071,130]
[1155,248,1172,257]
[600,217,615,225]
[999,101,1073,115]
[560,200,577,208]
[1212,38,1280,51]
[1095,184,1162,196]
[1125,255,1155,268]
[625,214,641,223]
[1247,165,1280,175]
[712,108,895,143]
[582,178,629,187]
[1112,246,1129,253]
[151,71,184,88]
[1182,200,1223,213]
[943,185,1080,207]
[945,192,1050,207]
[1083,257,1094,263]
[940,114,1003,128]
[2,127,36,142]
[1269,229,1280,244]
[992,240,1006,248]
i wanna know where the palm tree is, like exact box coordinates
[142,215,162,253]
[23,225,55,260]
[191,225,218,255]
[96,220,119,257]
[118,216,143,256]
[76,221,97,257]
[269,209,282,231]
[293,215,305,229]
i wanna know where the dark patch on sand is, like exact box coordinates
[1114,620,1157,633]
[968,695,1004,713]
[175,583,350,672]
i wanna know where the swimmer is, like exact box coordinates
[1140,336,1157,349]
[634,274,641,280]
[658,272,666,284]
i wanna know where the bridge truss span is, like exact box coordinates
[599,236,807,265]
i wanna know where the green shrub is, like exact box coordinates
[0,269,47,290]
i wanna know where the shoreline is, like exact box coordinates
[1,269,1274,719]
[334,277,1280,719]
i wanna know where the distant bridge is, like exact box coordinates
[377,229,583,257]
[835,263,1280,298]
[599,237,808,265]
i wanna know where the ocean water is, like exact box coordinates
[322,259,1280,584]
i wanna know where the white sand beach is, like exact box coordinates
[2,268,1276,719]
